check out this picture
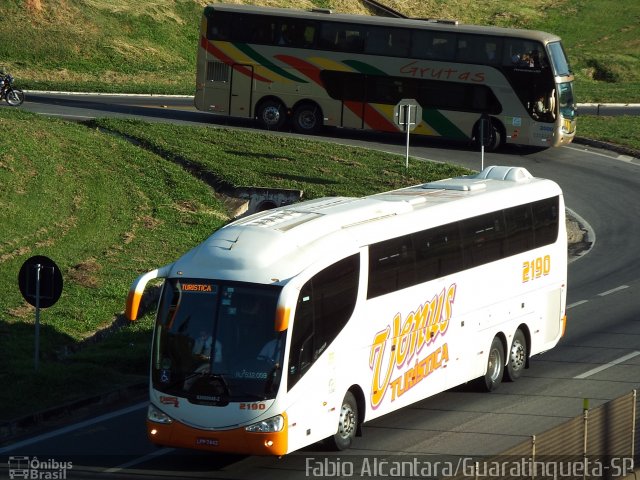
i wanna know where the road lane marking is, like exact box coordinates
[574,351,640,379]
[104,447,175,473]
[598,285,630,296]
[567,300,588,309]
[0,401,147,454]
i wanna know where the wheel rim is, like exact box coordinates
[7,91,21,105]
[510,340,526,371]
[262,105,282,127]
[488,347,501,382]
[298,110,316,130]
[338,402,356,440]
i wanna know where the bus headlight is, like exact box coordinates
[147,404,173,424]
[245,415,284,433]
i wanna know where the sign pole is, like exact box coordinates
[394,99,421,175]
[480,116,485,171]
[34,263,41,371]
[404,104,411,172]
[18,255,64,372]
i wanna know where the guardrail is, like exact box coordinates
[361,0,406,18]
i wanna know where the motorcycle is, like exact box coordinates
[0,73,25,106]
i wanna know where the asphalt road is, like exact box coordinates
[2,93,640,479]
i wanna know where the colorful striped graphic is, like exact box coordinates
[234,43,308,83]
[422,109,469,140]
[202,39,472,139]
[275,55,324,85]
[200,37,271,83]
[342,60,388,76]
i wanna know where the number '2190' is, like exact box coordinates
[522,255,551,283]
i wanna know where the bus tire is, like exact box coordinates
[256,99,287,130]
[474,117,504,152]
[329,391,358,451]
[292,102,323,134]
[505,329,527,381]
[480,336,504,392]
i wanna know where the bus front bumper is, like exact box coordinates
[147,415,288,456]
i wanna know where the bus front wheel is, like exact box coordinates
[256,99,287,130]
[480,337,504,392]
[329,391,358,451]
[473,118,504,152]
[292,103,323,134]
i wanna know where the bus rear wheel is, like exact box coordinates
[292,103,323,134]
[505,329,527,381]
[329,391,358,451]
[256,99,287,130]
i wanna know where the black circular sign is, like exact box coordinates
[18,255,63,308]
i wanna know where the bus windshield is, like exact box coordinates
[151,279,285,404]
[547,41,571,76]
[558,81,577,120]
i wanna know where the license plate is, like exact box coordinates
[196,437,219,447]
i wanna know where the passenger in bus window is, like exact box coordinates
[485,43,497,61]
[193,329,222,363]
[193,329,212,356]
[531,49,541,68]
[278,25,292,45]
[532,95,548,120]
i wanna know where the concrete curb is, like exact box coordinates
[574,136,640,160]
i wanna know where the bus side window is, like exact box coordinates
[461,211,506,268]
[368,235,415,298]
[365,27,410,57]
[413,222,463,282]
[503,204,534,256]
[532,196,559,247]
[276,20,316,48]
[288,282,313,388]
[208,12,232,40]
[410,30,455,60]
[288,254,360,390]
[318,22,364,53]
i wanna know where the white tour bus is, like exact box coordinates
[126,166,567,456]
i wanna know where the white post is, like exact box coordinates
[404,104,411,172]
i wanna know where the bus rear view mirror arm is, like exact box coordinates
[125,263,174,321]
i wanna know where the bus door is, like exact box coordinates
[229,63,253,118]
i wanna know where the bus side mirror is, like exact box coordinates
[124,264,173,321]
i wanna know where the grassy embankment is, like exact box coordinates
[0,108,469,422]
[1,0,638,151]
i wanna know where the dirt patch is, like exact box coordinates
[26,0,42,13]
[566,214,592,259]
[67,258,102,288]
